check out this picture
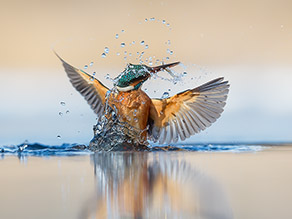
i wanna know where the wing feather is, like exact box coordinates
[171,121,179,143]
[148,77,229,144]
[55,53,109,116]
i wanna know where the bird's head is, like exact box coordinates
[115,62,180,92]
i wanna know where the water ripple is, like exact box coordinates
[0,143,91,156]
[0,142,266,157]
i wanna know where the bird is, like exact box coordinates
[56,53,229,145]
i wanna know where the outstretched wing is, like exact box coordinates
[148,77,229,144]
[56,53,109,116]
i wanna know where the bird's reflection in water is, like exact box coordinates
[80,152,232,219]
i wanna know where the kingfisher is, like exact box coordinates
[56,53,229,145]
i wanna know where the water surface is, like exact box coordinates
[1,143,292,219]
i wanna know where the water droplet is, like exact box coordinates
[84,65,88,69]
[59,112,63,116]
[90,62,94,66]
[104,47,109,53]
[136,52,139,55]
[145,45,149,49]
[129,53,132,56]
[140,41,145,45]
[134,118,138,123]
[121,42,125,47]
[166,23,170,27]
[162,20,166,24]
[18,144,28,152]
[166,57,169,60]
[168,88,171,91]
[101,53,106,58]
[161,92,169,99]
[149,61,153,66]
[115,34,119,39]
[90,76,94,81]
[183,71,187,75]
[124,56,127,60]
[93,72,96,76]
[57,135,61,139]
[124,51,127,55]
[170,51,173,55]
[60,101,66,106]
[145,18,148,22]
[121,29,125,33]
[105,74,110,80]
[150,17,155,21]
[167,40,171,45]
[132,41,135,44]
[66,110,70,114]
[116,52,120,56]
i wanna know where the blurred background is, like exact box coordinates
[0,0,291,145]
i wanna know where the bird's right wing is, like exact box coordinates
[56,53,109,116]
[148,77,229,144]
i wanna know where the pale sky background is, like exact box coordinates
[0,0,292,145]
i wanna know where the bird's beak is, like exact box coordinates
[150,61,180,73]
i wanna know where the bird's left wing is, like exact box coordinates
[56,53,109,116]
[148,77,229,144]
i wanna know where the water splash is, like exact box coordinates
[89,89,149,152]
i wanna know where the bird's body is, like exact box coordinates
[56,53,229,149]
[107,88,152,140]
